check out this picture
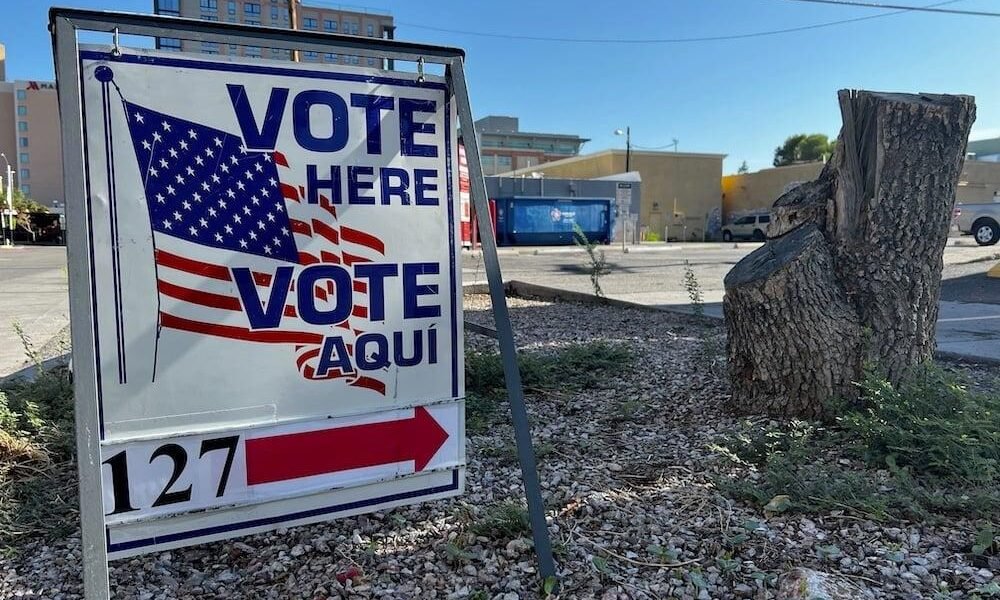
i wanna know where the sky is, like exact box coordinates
[4,0,1000,173]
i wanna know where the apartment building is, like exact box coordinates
[0,44,64,209]
[153,0,395,67]
[472,116,589,176]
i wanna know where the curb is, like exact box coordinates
[463,280,723,326]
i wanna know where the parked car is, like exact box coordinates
[954,202,1000,246]
[722,213,769,242]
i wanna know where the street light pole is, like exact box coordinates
[0,154,12,247]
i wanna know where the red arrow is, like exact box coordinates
[244,407,449,485]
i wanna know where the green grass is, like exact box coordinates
[714,363,1000,521]
[464,341,632,434]
[0,365,78,546]
[469,501,531,540]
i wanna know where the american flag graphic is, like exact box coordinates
[123,102,387,394]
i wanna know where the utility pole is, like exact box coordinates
[287,0,299,62]
[614,126,631,173]
[1,154,12,247]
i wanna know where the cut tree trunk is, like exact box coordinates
[724,90,975,418]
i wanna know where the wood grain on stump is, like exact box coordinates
[724,90,976,418]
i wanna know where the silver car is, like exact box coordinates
[954,202,1000,246]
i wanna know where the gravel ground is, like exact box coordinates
[3,294,1000,599]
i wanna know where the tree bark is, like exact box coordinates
[724,90,976,418]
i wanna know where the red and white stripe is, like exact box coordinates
[151,151,389,394]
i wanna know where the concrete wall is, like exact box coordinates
[722,162,823,221]
[12,83,63,208]
[0,83,15,178]
[958,160,1000,204]
[723,159,1000,219]
[504,149,724,240]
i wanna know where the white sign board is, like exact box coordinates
[615,182,632,214]
[76,46,464,558]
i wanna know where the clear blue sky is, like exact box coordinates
[4,0,1000,172]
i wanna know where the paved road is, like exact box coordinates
[0,246,70,377]
[1,242,997,377]
[465,242,1000,362]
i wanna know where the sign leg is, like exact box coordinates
[447,59,558,584]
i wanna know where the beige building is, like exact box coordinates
[154,0,394,67]
[723,159,1000,222]
[503,148,726,240]
[722,162,823,221]
[0,44,64,209]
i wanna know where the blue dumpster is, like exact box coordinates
[495,197,613,246]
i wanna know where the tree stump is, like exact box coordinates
[724,90,976,418]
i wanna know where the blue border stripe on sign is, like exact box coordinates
[107,469,460,553]
[78,50,461,432]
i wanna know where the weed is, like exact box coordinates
[470,501,531,540]
[838,363,1000,482]
[465,341,632,434]
[573,223,611,297]
[682,261,704,317]
[714,364,1000,521]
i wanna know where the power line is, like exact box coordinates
[397,0,963,45]
[782,0,1000,17]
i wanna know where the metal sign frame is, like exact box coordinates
[50,8,555,598]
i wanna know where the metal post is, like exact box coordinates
[448,58,558,584]
[5,164,12,246]
[51,15,111,599]
[625,126,631,173]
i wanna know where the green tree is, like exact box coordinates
[773,133,833,167]
[737,160,750,174]
[5,188,48,239]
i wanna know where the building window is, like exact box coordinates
[19,138,28,148]
[15,90,26,101]
[160,37,181,51]
[304,51,318,60]
[17,105,27,116]
[202,14,219,21]
[199,0,217,9]
[271,7,279,20]
[227,1,235,14]
[20,185,30,196]
[367,24,374,36]
[303,17,317,29]
[244,2,261,14]
[350,22,359,35]
[17,122,27,132]
[246,46,261,57]
[367,57,375,67]
[201,42,219,54]
[324,20,337,32]
[156,0,180,15]
[325,53,337,62]
[244,17,259,25]
[20,169,29,181]
[19,153,28,165]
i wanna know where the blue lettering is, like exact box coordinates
[349,94,394,155]
[379,167,410,205]
[399,98,438,157]
[297,265,353,325]
[348,166,375,204]
[306,164,342,204]
[403,262,441,319]
[293,90,349,152]
[356,333,390,370]
[353,263,398,321]
[228,85,288,150]
[316,336,354,377]
[231,266,293,328]
[393,330,423,367]
[414,169,439,206]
